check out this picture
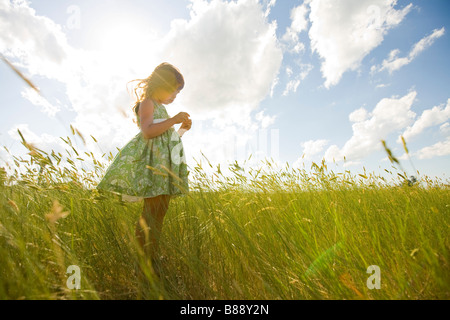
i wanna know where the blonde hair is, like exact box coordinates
[128,62,184,126]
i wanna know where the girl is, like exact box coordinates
[97,62,191,268]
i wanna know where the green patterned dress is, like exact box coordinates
[96,101,189,202]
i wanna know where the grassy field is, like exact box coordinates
[0,135,449,300]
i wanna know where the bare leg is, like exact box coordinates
[149,194,171,258]
[135,194,171,259]
[135,200,152,256]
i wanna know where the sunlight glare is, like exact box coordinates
[88,17,161,77]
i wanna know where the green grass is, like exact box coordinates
[0,136,449,300]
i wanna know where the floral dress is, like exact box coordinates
[96,101,189,202]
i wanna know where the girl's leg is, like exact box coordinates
[146,195,170,258]
[135,194,171,259]
[135,196,160,257]
[151,194,171,258]
[135,198,155,255]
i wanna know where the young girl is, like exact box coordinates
[97,62,191,268]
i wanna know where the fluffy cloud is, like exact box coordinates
[375,27,445,74]
[324,91,417,162]
[322,94,450,163]
[281,3,309,53]
[440,123,450,135]
[416,137,450,159]
[0,0,70,81]
[159,0,284,170]
[163,0,283,130]
[255,110,277,129]
[375,83,389,89]
[262,0,277,17]
[7,123,65,154]
[308,0,412,88]
[349,107,369,123]
[282,63,313,96]
[301,139,329,159]
[21,88,60,118]
[401,98,450,142]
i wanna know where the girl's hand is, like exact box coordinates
[172,112,190,124]
[180,118,192,130]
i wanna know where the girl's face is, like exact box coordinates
[156,86,182,105]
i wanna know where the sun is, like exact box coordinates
[86,16,161,76]
[97,23,145,54]
[87,14,159,56]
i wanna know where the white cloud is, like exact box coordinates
[283,79,301,96]
[262,0,277,17]
[290,3,310,33]
[161,0,284,169]
[286,66,293,77]
[440,122,450,135]
[401,98,450,142]
[375,27,445,73]
[21,88,60,117]
[7,123,65,153]
[343,160,362,168]
[281,3,309,53]
[308,0,412,88]
[301,139,329,159]
[282,63,313,96]
[163,0,283,131]
[349,107,369,122]
[324,91,417,162]
[324,144,343,163]
[269,76,279,98]
[410,27,445,57]
[416,137,450,159]
[255,110,276,129]
[323,96,450,163]
[0,0,70,81]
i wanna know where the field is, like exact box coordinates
[0,135,449,300]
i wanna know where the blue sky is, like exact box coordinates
[1,0,449,182]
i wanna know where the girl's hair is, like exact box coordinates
[128,62,184,126]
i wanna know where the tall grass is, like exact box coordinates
[0,130,449,300]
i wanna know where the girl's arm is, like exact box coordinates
[139,99,176,139]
